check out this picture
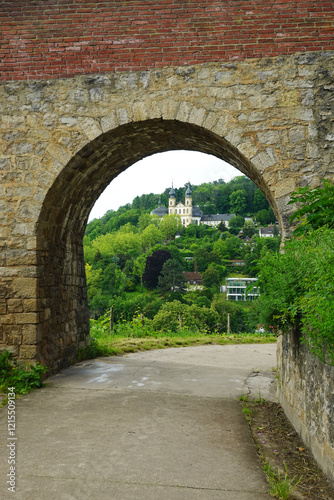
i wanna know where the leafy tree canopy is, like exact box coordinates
[288,180,334,235]
[229,189,247,216]
[256,228,334,364]
[159,214,183,241]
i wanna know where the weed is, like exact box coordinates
[242,406,253,421]
[263,460,301,499]
[0,350,48,396]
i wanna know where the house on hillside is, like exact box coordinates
[224,277,259,301]
[258,225,280,237]
[201,213,234,227]
[183,271,203,286]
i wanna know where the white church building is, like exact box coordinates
[151,184,234,228]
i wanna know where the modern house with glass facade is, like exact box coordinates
[225,278,259,301]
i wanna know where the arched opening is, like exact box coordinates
[37,119,280,371]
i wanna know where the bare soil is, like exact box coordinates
[247,401,334,499]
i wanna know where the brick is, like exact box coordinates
[0,0,333,80]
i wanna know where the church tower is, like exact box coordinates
[168,185,176,214]
[185,183,193,224]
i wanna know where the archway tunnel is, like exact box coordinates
[36,119,280,371]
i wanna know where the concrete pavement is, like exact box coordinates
[0,343,277,499]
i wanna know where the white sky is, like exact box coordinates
[88,150,242,222]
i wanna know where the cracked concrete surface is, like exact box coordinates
[0,343,276,499]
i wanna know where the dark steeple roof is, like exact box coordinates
[151,198,168,217]
[185,183,192,196]
[169,184,175,198]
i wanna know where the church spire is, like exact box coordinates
[169,183,175,198]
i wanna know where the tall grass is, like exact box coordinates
[86,314,277,358]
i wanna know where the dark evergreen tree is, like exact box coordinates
[158,258,186,294]
[142,249,172,289]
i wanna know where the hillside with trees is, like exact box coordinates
[84,176,280,335]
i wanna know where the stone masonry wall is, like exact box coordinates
[1,0,333,81]
[277,333,334,483]
[0,52,334,371]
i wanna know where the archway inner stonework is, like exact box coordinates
[0,0,334,371]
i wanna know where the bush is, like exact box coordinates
[211,294,258,333]
[195,296,211,308]
[151,300,220,333]
[256,228,334,363]
[0,350,48,395]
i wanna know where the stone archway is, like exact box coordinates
[36,118,279,371]
[1,55,333,370]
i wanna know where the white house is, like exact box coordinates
[224,278,259,301]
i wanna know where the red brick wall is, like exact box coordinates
[1,0,333,81]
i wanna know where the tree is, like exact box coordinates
[217,220,228,232]
[202,265,221,289]
[158,258,186,294]
[288,180,334,235]
[228,215,245,231]
[142,249,172,289]
[242,220,256,238]
[151,300,220,333]
[253,189,269,211]
[225,235,243,259]
[137,213,160,231]
[229,189,247,215]
[255,209,271,226]
[159,214,183,240]
[133,255,147,292]
[141,224,162,252]
[213,238,229,259]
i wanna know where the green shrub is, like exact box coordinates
[151,300,220,333]
[0,350,48,395]
[211,294,258,333]
[256,227,334,363]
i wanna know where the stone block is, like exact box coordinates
[0,314,15,325]
[7,299,23,313]
[12,277,37,299]
[5,332,22,345]
[22,329,38,345]
[274,178,297,199]
[19,345,38,359]
[23,299,41,312]
[46,142,72,166]
[15,313,39,324]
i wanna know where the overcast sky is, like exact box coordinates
[88,150,242,222]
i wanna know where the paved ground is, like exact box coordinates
[0,343,277,499]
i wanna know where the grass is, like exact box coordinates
[86,326,277,358]
[263,461,301,500]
